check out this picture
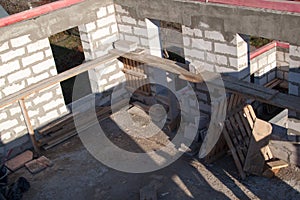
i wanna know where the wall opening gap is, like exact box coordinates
[49,27,92,105]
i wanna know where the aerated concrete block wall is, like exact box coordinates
[276,47,289,82]
[0,36,68,149]
[78,3,125,95]
[250,47,277,85]
[182,26,249,81]
[288,44,300,134]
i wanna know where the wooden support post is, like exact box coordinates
[18,99,40,154]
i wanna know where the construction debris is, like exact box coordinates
[5,151,33,172]
[25,156,53,174]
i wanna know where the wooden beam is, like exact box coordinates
[18,99,40,154]
[0,53,119,109]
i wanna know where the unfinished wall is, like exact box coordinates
[0,36,67,152]
[277,47,289,82]
[78,4,125,94]
[288,44,300,134]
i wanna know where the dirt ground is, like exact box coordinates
[8,107,300,200]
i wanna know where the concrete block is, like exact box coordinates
[258,56,268,68]
[31,59,55,74]
[118,24,132,34]
[0,60,20,77]
[9,106,21,116]
[38,110,59,125]
[27,72,50,85]
[33,92,53,105]
[0,48,25,63]
[183,36,190,47]
[121,16,136,25]
[194,29,202,38]
[204,30,225,42]
[13,125,27,134]
[0,119,18,131]
[111,24,118,34]
[43,99,64,112]
[97,7,107,18]
[214,43,236,56]
[289,83,299,96]
[25,156,53,174]
[138,20,146,27]
[289,71,300,84]
[108,71,124,81]
[27,38,49,53]
[192,38,212,51]
[115,4,129,14]
[0,132,11,142]
[10,35,31,48]
[140,38,149,47]
[0,42,9,52]
[182,26,193,36]
[184,48,205,60]
[22,52,44,67]
[107,4,115,14]
[124,35,140,44]
[7,68,31,83]
[268,51,276,64]
[207,53,228,66]
[96,15,116,28]
[133,27,148,37]
[289,45,300,57]
[5,150,33,171]
[2,81,26,96]
[92,27,111,40]
[0,112,7,120]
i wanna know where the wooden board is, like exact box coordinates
[266,159,288,170]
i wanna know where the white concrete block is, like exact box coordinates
[289,45,300,57]
[0,60,20,77]
[267,52,276,64]
[121,16,136,25]
[214,43,236,56]
[1,132,11,142]
[205,31,225,42]
[207,53,228,66]
[97,78,108,86]
[96,15,116,28]
[111,24,118,34]
[183,36,190,47]
[9,106,21,116]
[28,110,39,117]
[97,7,107,18]
[138,20,146,27]
[182,26,193,36]
[194,29,203,38]
[13,125,27,134]
[0,48,25,63]
[104,64,117,74]
[0,112,7,120]
[109,71,124,81]
[118,24,132,34]
[26,72,50,85]
[38,110,59,125]
[44,48,53,58]
[2,81,26,96]
[0,42,9,52]
[192,38,212,51]
[49,68,58,76]
[107,4,115,14]
[184,48,205,60]
[0,119,18,131]
[31,59,55,74]
[140,38,148,47]
[7,68,31,83]
[133,27,148,37]
[10,35,31,48]
[43,99,64,112]
[22,52,44,67]
[33,92,53,105]
[27,38,49,53]
[124,35,140,44]
[92,27,110,40]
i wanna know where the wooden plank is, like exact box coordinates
[266,160,288,170]
[222,128,246,179]
[0,53,119,109]
[228,117,248,158]
[243,106,255,129]
[122,68,147,79]
[243,119,273,175]
[233,113,250,146]
[238,111,252,138]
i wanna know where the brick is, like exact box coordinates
[121,16,136,25]
[1,132,11,142]
[27,38,49,53]
[43,99,64,112]
[0,60,20,77]
[118,24,132,34]
[0,42,9,52]
[3,81,26,96]
[107,4,115,14]
[10,35,31,48]
[205,31,225,41]
[7,68,31,83]
[96,15,116,28]
[192,38,212,51]
[13,125,27,134]
[214,43,236,56]
[133,27,148,37]
[27,72,50,85]
[184,48,205,60]
[22,52,44,67]
[80,22,96,33]
[0,48,25,62]
[92,27,110,40]
[0,119,18,131]
[97,7,107,18]
[44,48,53,58]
